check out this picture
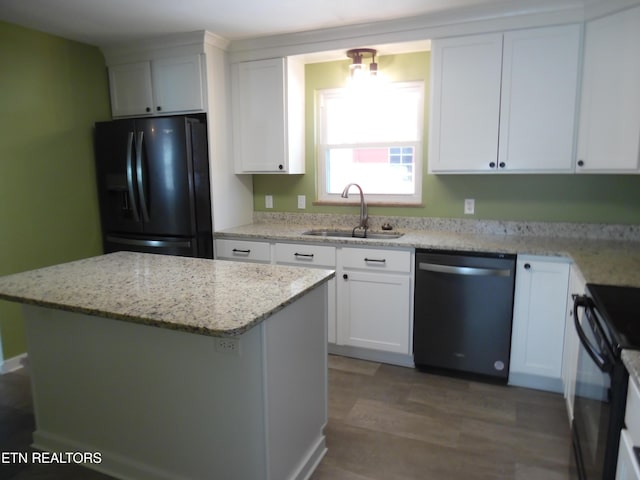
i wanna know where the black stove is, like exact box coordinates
[587,283,640,354]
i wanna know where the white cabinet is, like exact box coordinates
[151,56,205,114]
[562,265,586,422]
[108,62,154,117]
[577,5,640,173]
[214,239,271,263]
[617,430,640,480]
[274,243,337,343]
[429,25,580,174]
[509,256,571,392]
[231,57,305,174]
[108,54,205,117]
[337,247,412,355]
[617,378,640,480]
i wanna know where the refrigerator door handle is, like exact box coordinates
[125,131,140,222]
[135,131,150,223]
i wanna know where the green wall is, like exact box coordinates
[0,22,111,359]
[252,51,640,224]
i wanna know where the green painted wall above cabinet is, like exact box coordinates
[252,51,640,224]
[0,22,111,360]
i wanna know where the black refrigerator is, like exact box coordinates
[93,114,213,258]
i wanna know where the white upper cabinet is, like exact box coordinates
[499,26,580,172]
[232,57,305,174]
[151,55,205,114]
[429,25,581,174]
[577,5,640,173]
[108,54,206,117]
[108,62,154,117]
[429,34,503,173]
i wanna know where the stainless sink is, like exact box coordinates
[302,229,404,240]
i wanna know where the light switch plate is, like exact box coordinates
[297,195,306,209]
[265,195,273,209]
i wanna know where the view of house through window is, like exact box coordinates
[317,80,424,204]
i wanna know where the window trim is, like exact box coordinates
[316,81,424,205]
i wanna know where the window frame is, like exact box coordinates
[316,80,424,205]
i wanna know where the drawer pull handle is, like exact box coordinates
[294,253,314,259]
[364,258,386,264]
[232,249,251,255]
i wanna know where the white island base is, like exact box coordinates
[23,284,328,480]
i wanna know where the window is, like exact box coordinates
[317,81,424,204]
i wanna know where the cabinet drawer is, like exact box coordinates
[215,239,271,263]
[341,247,411,273]
[626,377,640,446]
[275,243,335,268]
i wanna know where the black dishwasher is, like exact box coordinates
[413,249,516,382]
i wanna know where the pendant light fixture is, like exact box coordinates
[346,48,378,79]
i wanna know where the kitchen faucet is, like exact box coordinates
[341,183,368,234]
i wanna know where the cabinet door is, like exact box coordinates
[428,34,503,173]
[152,55,205,114]
[562,265,586,422]
[338,270,411,354]
[510,257,570,392]
[108,62,154,117]
[616,430,640,480]
[232,58,287,173]
[577,6,640,173]
[499,25,580,172]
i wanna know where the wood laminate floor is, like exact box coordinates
[0,355,573,479]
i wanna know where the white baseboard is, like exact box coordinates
[328,344,415,368]
[1,352,28,374]
[508,372,563,393]
[33,430,191,480]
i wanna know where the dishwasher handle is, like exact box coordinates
[418,262,512,277]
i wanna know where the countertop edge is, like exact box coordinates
[0,272,336,337]
[0,253,336,338]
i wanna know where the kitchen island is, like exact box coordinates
[0,251,334,480]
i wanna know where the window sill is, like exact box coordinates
[313,200,424,208]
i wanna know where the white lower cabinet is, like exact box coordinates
[617,430,640,480]
[562,265,586,422]
[337,247,413,356]
[274,243,337,344]
[618,377,640,480]
[509,255,571,392]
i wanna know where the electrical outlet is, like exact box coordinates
[464,198,475,215]
[265,195,273,209]
[215,337,240,355]
[297,195,306,209]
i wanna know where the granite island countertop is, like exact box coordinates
[0,251,335,337]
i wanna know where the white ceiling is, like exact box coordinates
[0,0,579,47]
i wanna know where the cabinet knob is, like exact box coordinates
[343,274,348,280]
[524,263,531,270]
[577,160,584,167]
[499,162,506,168]
[145,107,151,113]
[489,162,496,168]
[278,164,284,170]
[156,106,162,111]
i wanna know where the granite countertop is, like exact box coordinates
[217,216,640,380]
[215,222,640,288]
[0,251,335,337]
